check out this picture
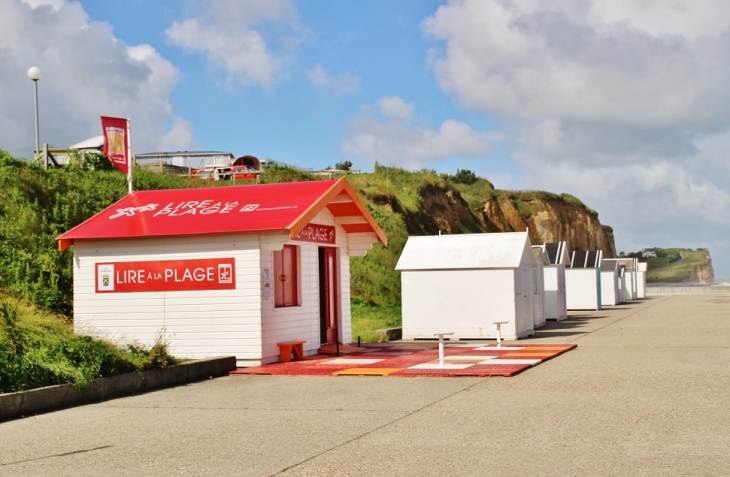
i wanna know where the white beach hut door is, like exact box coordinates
[557,265,567,317]
[532,268,545,326]
[514,265,533,335]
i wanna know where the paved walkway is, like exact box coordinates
[1,294,729,476]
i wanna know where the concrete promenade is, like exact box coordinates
[1,294,729,476]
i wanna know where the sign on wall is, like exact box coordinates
[292,223,335,244]
[261,268,272,301]
[96,258,236,293]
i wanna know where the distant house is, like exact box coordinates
[134,151,235,170]
[641,248,657,258]
[34,136,104,167]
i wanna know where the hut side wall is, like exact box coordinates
[600,270,620,306]
[636,271,646,298]
[565,268,602,311]
[531,264,546,328]
[623,272,635,301]
[543,265,567,320]
[401,269,520,340]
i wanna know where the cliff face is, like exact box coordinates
[689,250,715,284]
[479,195,616,256]
[384,183,616,257]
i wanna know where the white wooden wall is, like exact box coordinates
[622,271,635,301]
[513,265,535,338]
[617,272,626,303]
[401,269,526,340]
[600,270,620,306]
[565,268,601,311]
[73,235,263,366]
[531,265,546,328]
[636,271,646,299]
[542,265,567,320]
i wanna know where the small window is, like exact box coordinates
[274,245,299,307]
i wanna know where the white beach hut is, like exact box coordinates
[600,260,621,306]
[531,246,548,328]
[565,250,603,311]
[636,262,648,298]
[396,232,536,341]
[56,179,387,367]
[616,265,626,303]
[540,241,569,321]
[604,258,637,301]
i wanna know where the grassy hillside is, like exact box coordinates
[634,248,713,283]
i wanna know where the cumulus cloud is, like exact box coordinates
[342,97,497,169]
[376,97,415,121]
[306,64,360,95]
[423,0,730,272]
[166,0,304,89]
[1,0,193,158]
[424,0,730,128]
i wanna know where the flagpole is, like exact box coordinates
[127,118,133,194]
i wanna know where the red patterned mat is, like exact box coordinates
[229,343,576,377]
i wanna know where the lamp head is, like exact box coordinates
[27,66,42,81]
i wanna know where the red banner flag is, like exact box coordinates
[101,116,129,173]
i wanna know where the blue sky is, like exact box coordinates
[80,0,504,175]
[4,0,730,277]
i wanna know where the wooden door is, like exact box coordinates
[319,247,339,344]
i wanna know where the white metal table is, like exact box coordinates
[492,321,509,348]
[433,332,455,367]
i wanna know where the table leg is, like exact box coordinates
[496,324,502,348]
[438,334,445,367]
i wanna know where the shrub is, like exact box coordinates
[453,168,477,185]
[0,298,179,393]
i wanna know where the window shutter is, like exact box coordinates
[274,245,298,307]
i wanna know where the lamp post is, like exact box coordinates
[27,66,42,158]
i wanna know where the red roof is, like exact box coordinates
[57,178,387,251]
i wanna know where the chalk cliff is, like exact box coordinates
[689,250,715,284]
[478,193,616,257]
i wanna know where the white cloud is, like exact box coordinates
[1,0,194,158]
[166,0,303,89]
[424,0,730,128]
[306,64,360,95]
[423,0,730,274]
[21,0,62,10]
[377,97,415,122]
[342,97,497,169]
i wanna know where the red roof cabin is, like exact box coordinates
[57,178,386,367]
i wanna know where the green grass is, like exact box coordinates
[351,304,402,343]
[644,248,709,282]
[0,295,179,393]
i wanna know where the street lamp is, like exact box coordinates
[27,66,42,157]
